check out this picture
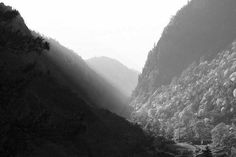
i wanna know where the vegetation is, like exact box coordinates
[201,146,213,157]
[0,6,50,156]
[131,42,236,155]
[134,0,236,99]
[131,0,236,156]
[0,3,177,157]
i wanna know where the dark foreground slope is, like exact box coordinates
[0,3,172,157]
[43,39,132,118]
[87,56,139,97]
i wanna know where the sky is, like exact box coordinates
[4,0,188,72]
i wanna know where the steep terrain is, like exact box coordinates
[133,0,236,99]
[43,39,132,118]
[131,0,236,156]
[87,56,139,97]
[0,3,175,157]
[132,42,236,148]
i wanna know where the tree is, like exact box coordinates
[193,121,212,144]
[211,123,229,147]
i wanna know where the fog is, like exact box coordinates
[4,0,188,71]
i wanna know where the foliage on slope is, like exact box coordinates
[134,0,236,99]
[131,42,236,153]
[0,5,50,156]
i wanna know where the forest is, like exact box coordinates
[131,0,236,156]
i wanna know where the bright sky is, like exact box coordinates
[4,0,188,71]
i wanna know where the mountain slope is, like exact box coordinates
[0,3,165,157]
[43,39,132,118]
[130,0,236,155]
[131,41,236,154]
[133,0,236,99]
[86,56,139,97]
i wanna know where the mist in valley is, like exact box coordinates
[0,0,236,157]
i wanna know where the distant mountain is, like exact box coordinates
[87,57,139,97]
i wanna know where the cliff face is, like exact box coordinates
[131,41,236,149]
[130,0,236,151]
[133,0,236,102]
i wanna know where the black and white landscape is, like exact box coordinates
[0,0,236,157]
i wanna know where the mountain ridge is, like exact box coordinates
[133,0,236,100]
[130,0,236,155]
[0,3,163,156]
[87,56,139,97]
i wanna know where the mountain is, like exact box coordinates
[132,41,236,144]
[0,3,178,157]
[130,0,236,155]
[133,0,236,99]
[86,57,139,97]
[43,39,132,118]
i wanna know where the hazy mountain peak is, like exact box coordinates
[87,56,139,97]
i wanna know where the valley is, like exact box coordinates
[0,0,236,156]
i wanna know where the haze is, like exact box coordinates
[5,0,188,71]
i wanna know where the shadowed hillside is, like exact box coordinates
[0,3,179,157]
[42,39,132,118]
[87,56,139,97]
